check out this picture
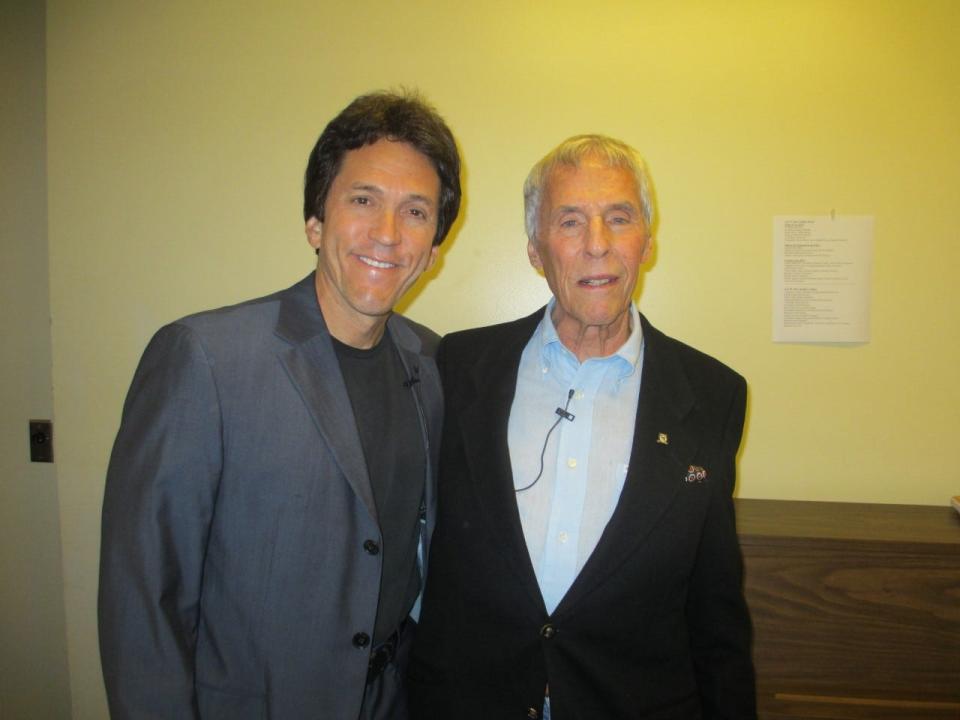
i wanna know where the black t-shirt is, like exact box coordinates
[332,332,425,644]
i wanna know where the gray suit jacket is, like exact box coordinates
[99,273,442,719]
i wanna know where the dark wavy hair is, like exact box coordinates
[303,90,462,246]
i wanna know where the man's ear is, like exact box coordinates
[640,234,654,263]
[425,244,440,271]
[527,239,544,271]
[305,216,323,251]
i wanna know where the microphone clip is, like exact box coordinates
[555,388,576,421]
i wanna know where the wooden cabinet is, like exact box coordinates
[735,499,960,720]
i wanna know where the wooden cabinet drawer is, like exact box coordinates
[735,499,960,720]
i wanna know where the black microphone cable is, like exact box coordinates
[515,389,576,493]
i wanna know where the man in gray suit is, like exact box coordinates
[98,90,461,720]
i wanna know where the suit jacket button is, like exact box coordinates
[363,539,380,555]
[540,623,556,639]
[352,632,370,648]
[526,708,539,719]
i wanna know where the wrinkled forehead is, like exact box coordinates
[542,157,642,211]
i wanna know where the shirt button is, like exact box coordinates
[352,632,370,648]
[541,366,549,374]
[363,539,380,555]
[540,623,556,639]
[567,458,577,468]
[558,532,569,544]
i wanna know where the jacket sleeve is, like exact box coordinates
[98,323,223,719]
[685,375,758,719]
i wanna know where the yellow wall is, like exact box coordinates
[1,2,72,717]
[46,1,959,716]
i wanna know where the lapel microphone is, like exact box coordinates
[555,390,576,422]
[516,389,575,493]
[403,366,421,388]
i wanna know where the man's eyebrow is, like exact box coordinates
[405,193,436,207]
[348,182,384,195]
[348,183,436,206]
[553,201,638,214]
[606,201,639,214]
[553,204,586,215]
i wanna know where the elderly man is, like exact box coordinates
[99,90,460,719]
[409,135,755,719]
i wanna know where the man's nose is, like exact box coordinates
[585,217,611,256]
[370,209,400,245]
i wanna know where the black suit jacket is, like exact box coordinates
[410,308,756,720]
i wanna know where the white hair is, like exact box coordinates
[523,134,655,241]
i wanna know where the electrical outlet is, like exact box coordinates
[29,420,53,463]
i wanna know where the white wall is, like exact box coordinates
[0,1,72,718]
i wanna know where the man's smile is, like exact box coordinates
[579,275,617,287]
[357,254,400,270]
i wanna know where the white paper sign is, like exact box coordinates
[773,215,873,343]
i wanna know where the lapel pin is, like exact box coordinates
[684,465,708,483]
[657,432,669,445]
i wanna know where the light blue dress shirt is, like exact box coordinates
[508,299,644,615]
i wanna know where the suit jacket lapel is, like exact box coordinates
[274,274,377,522]
[459,310,547,612]
[386,316,441,583]
[557,316,698,615]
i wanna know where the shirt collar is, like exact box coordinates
[537,298,643,379]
